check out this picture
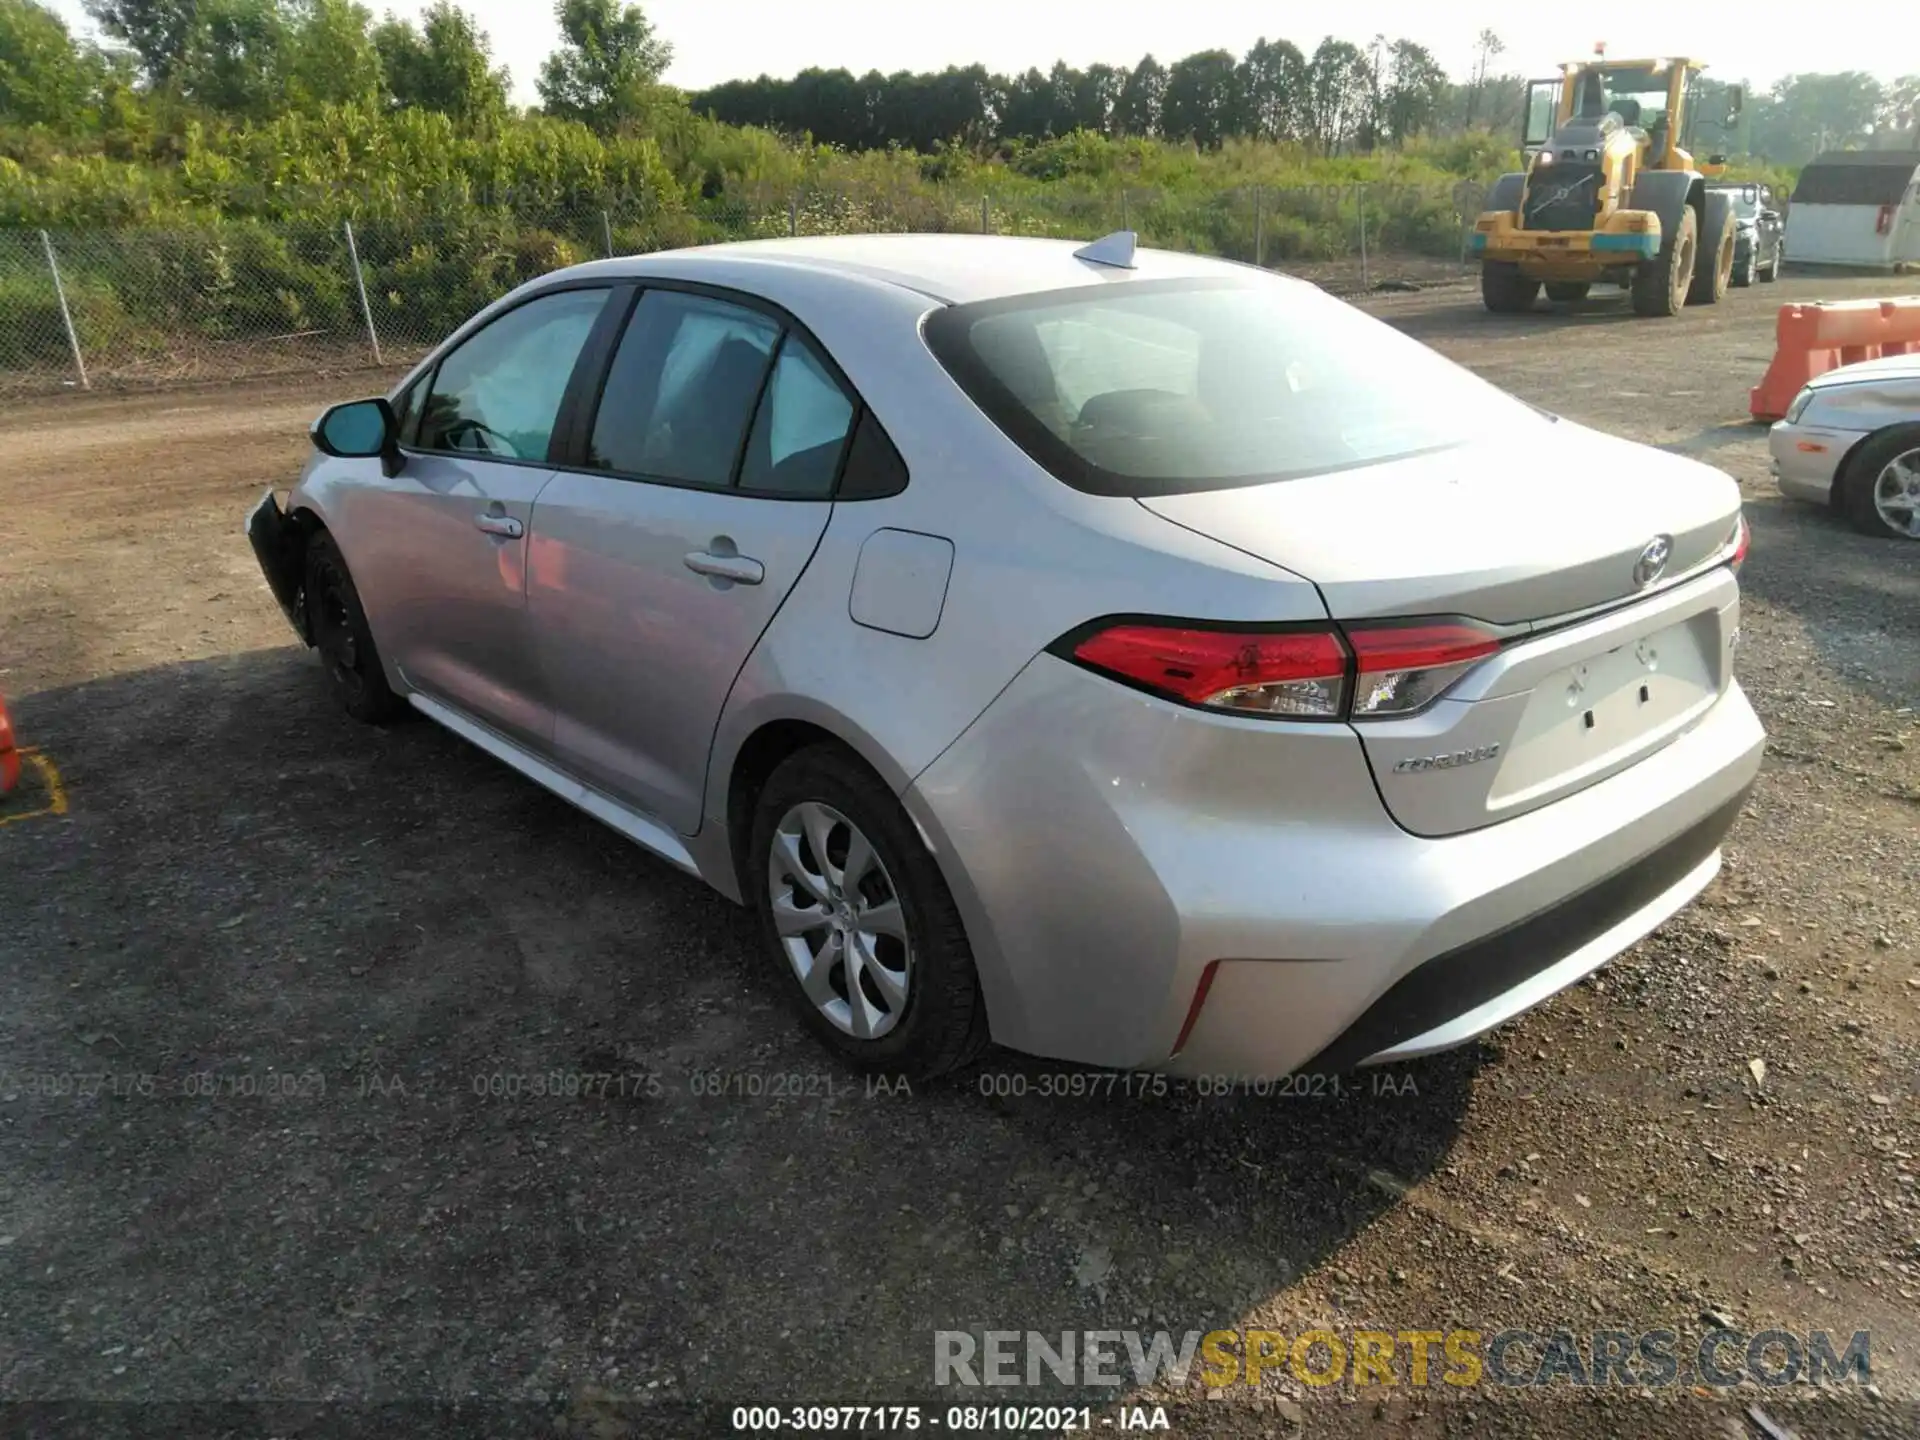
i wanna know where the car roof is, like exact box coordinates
[564,234,1267,307]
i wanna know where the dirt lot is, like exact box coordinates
[1,271,1917,1439]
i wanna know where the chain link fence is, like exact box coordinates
[0,180,1486,396]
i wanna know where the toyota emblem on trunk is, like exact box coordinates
[1632,535,1672,588]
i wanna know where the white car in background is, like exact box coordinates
[1770,355,1920,539]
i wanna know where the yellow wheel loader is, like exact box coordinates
[1471,57,1745,317]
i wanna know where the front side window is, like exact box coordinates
[418,288,609,462]
[737,336,856,496]
[924,276,1541,498]
[588,290,780,487]
[391,375,422,444]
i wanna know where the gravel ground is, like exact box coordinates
[0,270,1916,1440]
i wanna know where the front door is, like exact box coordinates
[359,285,612,748]
[529,288,858,832]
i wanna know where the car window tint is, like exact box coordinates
[924,278,1540,497]
[417,288,609,462]
[391,377,422,444]
[1029,309,1201,424]
[836,409,909,499]
[589,290,780,487]
[737,336,855,496]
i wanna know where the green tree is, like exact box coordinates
[181,0,288,118]
[1462,27,1503,130]
[1161,49,1240,149]
[1890,75,1919,124]
[536,0,672,134]
[1,0,91,127]
[1072,62,1123,136]
[1750,71,1886,163]
[1237,37,1307,142]
[1112,53,1166,138]
[999,66,1058,142]
[375,1,509,130]
[1304,37,1369,154]
[84,0,199,89]
[284,0,382,110]
[1381,39,1447,144]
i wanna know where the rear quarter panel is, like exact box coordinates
[698,271,1330,894]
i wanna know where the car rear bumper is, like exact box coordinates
[905,656,1765,1077]
[247,488,309,641]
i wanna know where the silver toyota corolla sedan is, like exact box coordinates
[1768,354,1920,540]
[247,233,1763,1081]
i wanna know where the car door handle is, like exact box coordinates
[474,513,523,539]
[684,549,764,585]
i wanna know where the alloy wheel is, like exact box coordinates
[767,802,913,1039]
[1872,447,1920,538]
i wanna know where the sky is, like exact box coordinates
[44,0,1920,104]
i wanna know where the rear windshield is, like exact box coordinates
[922,275,1541,497]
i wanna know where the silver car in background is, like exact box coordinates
[1770,354,1920,540]
[248,233,1763,1081]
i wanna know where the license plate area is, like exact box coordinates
[1489,615,1720,810]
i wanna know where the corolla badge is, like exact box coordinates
[1393,743,1501,775]
[1632,535,1673,589]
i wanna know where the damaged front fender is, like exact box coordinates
[247,488,311,644]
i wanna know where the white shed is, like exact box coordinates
[1784,150,1920,270]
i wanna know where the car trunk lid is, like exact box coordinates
[1138,428,1744,836]
[1137,428,1738,626]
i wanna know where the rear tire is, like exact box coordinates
[1481,261,1540,314]
[1544,281,1591,303]
[1688,201,1735,305]
[749,745,990,1080]
[1840,424,1920,541]
[304,531,405,725]
[1631,206,1698,317]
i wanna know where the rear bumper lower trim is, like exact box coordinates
[1300,783,1753,1073]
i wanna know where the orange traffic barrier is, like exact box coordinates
[0,693,18,798]
[1751,296,1920,421]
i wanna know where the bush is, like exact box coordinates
[0,269,129,367]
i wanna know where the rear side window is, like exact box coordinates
[588,290,780,486]
[737,336,856,496]
[418,287,609,462]
[923,276,1540,497]
[838,411,909,499]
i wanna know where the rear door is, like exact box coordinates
[347,284,613,748]
[527,286,856,833]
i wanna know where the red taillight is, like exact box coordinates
[1730,513,1751,573]
[1071,623,1350,719]
[1065,617,1506,720]
[1347,622,1503,717]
